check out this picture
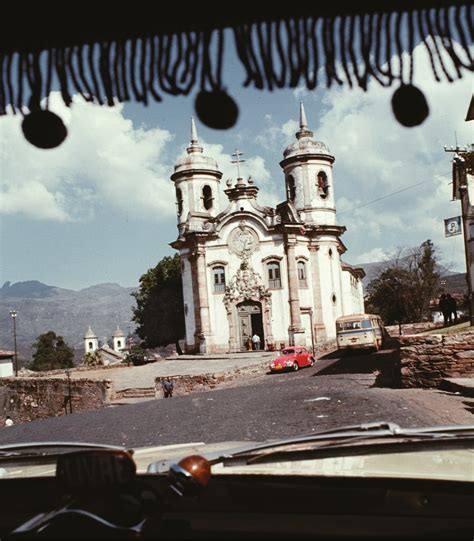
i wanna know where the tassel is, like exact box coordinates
[0,5,471,121]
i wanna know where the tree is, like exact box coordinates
[366,240,440,325]
[132,254,185,354]
[125,345,147,366]
[31,331,74,371]
[82,351,103,367]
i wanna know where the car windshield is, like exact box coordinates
[0,0,473,499]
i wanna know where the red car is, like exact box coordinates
[269,347,315,373]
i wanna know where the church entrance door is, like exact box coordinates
[237,301,264,351]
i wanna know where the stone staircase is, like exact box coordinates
[115,387,156,399]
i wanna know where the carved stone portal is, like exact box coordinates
[224,257,273,351]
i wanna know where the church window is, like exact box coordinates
[297,261,307,287]
[328,248,333,257]
[267,262,281,289]
[286,175,296,203]
[332,293,337,304]
[117,340,122,348]
[176,188,183,215]
[202,185,213,210]
[213,266,226,293]
[88,342,93,350]
[316,171,329,199]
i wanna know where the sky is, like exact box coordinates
[0,36,471,291]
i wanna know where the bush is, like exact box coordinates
[126,345,147,366]
[82,351,103,367]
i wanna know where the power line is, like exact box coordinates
[338,171,451,216]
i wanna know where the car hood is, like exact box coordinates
[141,440,474,482]
[143,423,474,482]
[271,355,295,364]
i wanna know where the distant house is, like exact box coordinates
[0,350,14,377]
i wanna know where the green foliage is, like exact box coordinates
[31,331,74,371]
[366,240,440,325]
[82,350,103,367]
[125,345,147,366]
[132,254,185,352]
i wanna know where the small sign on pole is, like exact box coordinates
[444,216,462,237]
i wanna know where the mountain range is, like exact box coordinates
[0,264,466,361]
[0,281,137,361]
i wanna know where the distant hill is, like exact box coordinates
[0,281,137,362]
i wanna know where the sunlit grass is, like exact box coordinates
[425,321,472,335]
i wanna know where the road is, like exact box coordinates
[0,349,472,449]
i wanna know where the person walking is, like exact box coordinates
[446,294,457,324]
[438,294,449,325]
[162,378,174,398]
[251,333,261,351]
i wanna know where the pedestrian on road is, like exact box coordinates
[4,416,13,427]
[162,378,174,398]
[446,294,457,324]
[252,334,261,351]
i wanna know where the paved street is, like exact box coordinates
[0,349,472,449]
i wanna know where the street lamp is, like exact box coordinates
[9,310,18,376]
[308,309,316,358]
[65,369,73,414]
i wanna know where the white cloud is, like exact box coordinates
[255,116,298,152]
[0,181,70,221]
[354,247,391,264]
[316,42,471,272]
[1,92,175,222]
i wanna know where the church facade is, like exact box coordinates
[171,105,365,354]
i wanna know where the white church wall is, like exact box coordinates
[181,254,196,348]
[201,220,293,349]
[316,240,341,339]
[357,279,365,313]
[341,271,353,315]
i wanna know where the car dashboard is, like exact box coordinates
[0,472,472,539]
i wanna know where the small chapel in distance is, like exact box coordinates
[170,104,365,354]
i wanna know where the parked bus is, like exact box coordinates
[335,314,385,352]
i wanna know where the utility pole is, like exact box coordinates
[445,143,474,325]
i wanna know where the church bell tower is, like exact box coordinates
[279,103,336,226]
[170,118,222,235]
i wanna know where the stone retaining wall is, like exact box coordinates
[155,362,270,397]
[18,363,129,377]
[0,377,114,424]
[385,322,444,336]
[398,330,474,388]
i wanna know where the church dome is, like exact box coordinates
[173,117,220,174]
[283,135,332,159]
[84,326,97,339]
[112,326,125,337]
[282,103,334,161]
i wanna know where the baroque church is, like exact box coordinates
[83,325,127,364]
[171,104,365,354]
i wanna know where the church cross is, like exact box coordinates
[231,149,245,179]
